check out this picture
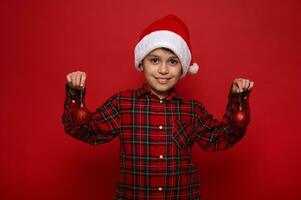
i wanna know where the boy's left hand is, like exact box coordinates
[231,78,254,94]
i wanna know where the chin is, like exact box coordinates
[151,82,174,92]
[145,76,178,92]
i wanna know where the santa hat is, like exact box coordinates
[134,14,199,78]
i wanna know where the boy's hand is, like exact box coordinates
[66,71,87,90]
[231,78,254,94]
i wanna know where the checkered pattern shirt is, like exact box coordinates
[62,83,251,200]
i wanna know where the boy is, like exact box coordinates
[62,15,254,200]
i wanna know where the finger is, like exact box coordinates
[232,80,240,93]
[66,73,72,83]
[75,72,81,88]
[245,80,251,90]
[233,78,241,92]
[242,79,250,91]
[71,72,76,88]
[237,80,244,93]
[248,81,254,90]
[240,79,246,92]
[80,73,86,88]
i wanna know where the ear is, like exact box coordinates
[139,64,144,71]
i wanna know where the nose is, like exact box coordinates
[158,63,169,74]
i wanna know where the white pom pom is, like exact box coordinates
[188,63,199,74]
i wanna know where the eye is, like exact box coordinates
[169,59,179,65]
[150,58,159,64]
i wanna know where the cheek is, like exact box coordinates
[142,67,154,79]
[171,66,182,77]
[143,65,156,75]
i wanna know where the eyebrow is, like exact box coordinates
[147,54,179,59]
[168,56,179,59]
[147,54,159,57]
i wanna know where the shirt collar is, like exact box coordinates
[135,83,182,101]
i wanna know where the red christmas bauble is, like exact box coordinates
[234,110,250,128]
[71,107,90,126]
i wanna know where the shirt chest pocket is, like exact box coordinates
[172,119,195,149]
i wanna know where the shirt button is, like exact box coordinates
[158,187,163,191]
[159,125,163,130]
[159,155,164,159]
[71,100,76,103]
[159,99,163,103]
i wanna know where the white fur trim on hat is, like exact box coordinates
[135,30,197,78]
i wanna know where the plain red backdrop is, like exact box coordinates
[0,0,300,199]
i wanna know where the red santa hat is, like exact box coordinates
[134,14,199,78]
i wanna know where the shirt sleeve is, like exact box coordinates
[193,86,252,152]
[61,83,120,146]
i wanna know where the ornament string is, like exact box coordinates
[80,88,83,107]
[238,92,242,111]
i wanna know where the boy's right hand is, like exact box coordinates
[66,71,87,90]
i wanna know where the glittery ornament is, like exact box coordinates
[72,107,90,126]
[71,88,90,126]
[233,93,249,128]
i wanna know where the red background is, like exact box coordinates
[1,0,300,199]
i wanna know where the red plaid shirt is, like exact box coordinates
[62,83,251,200]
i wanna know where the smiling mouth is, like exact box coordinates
[155,77,171,84]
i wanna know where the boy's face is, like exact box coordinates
[140,48,182,99]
